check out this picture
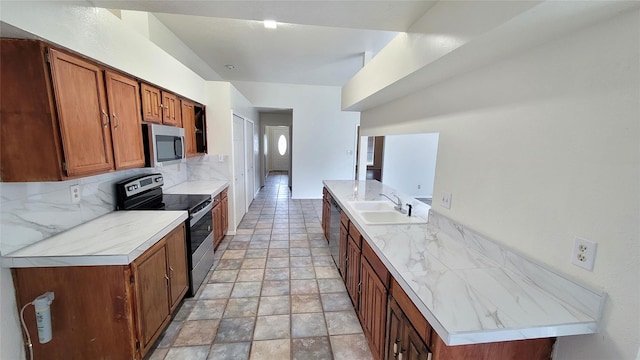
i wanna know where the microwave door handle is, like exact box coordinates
[174,138,183,159]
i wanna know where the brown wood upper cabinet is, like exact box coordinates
[0,39,144,181]
[181,99,197,156]
[181,99,208,157]
[105,71,145,170]
[140,83,181,127]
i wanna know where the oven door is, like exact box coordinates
[188,200,214,296]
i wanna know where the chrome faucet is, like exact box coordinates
[379,193,406,214]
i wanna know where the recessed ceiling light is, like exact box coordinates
[264,20,277,29]
[225,64,235,70]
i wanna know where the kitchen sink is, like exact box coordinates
[347,200,396,211]
[347,201,426,225]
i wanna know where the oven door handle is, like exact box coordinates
[190,201,213,225]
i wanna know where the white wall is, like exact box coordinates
[232,81,360,198]
[381,133,439,198]
[360,10,639,360]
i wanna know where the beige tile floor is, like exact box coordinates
[145,172,374,360]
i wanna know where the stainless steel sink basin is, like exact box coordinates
[347,201,426,225]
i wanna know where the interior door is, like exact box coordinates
[245,120,255,208]
[233,114,247,228]
[270,126,290,171]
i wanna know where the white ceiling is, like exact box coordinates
[91,1,437,86]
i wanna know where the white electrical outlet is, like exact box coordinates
[417,184,421,190]
[571,237,597,271]
[70,184,81,204]
[440,192,452,209]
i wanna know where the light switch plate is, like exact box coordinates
[440,192,452,209]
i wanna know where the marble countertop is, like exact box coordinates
[323,180,606,346]
[164,180,229,197]
[2,211,188,268]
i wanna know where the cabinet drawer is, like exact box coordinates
[340,211,349,228]
[348,222,362,248]
[361,240,390,289]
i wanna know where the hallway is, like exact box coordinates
[147,171,373,360]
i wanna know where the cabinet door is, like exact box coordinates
[213,202,223,249]
[403,322,430,360]
[360,257,388,360]
[346,235,361,310]
[162,92,180,126]
[105,71,145,169]
[132,242,170,350]
[181,99,197,156]
[140,83,162,123]
[339,223,348,281]
[48,48,114,176]
[221,194,229,236]
[387,298,404,360]
[165,224,188,312]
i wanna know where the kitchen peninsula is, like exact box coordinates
[323,180,606,359]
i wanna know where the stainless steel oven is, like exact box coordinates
[115,173,214,297]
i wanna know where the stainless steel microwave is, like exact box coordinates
[142,124,186,167]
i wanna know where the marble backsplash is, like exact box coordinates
[0,154,230,256]
[427,210,607,321]
[0,163,188,255]
[187,154,230,181]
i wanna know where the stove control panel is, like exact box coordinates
[116,173,164,199]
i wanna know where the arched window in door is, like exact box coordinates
[278,134,287,156]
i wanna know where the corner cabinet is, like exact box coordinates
[0,39,144,181]
[181,99,208,157]
[11,223,188,360]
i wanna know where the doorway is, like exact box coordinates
[267,126,290,173]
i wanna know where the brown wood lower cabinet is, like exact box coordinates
[345,234,361,309]
[430,336,555,360]
[387,297,431,360]
[11,223,188,360]
[320,187,556,360]
[212,187,229,250]
[360,256,388,360]
[338,218,348,282]
[322,188,331,241]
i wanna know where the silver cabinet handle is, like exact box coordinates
[169,266,174,278]
[112,113,119,129]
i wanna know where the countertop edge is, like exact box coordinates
[2,212,188,268]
